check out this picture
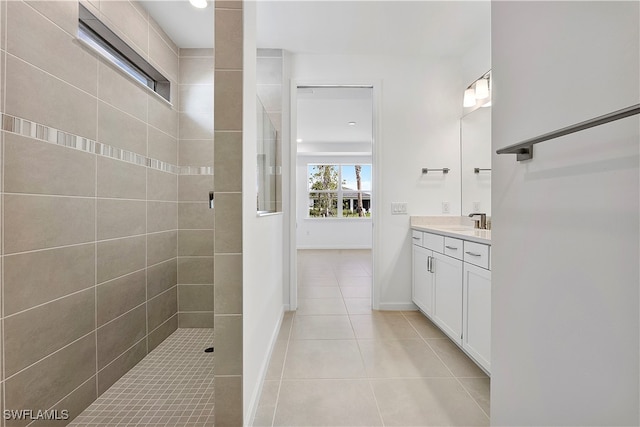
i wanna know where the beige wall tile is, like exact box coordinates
[25,0,78,36]
[147,258,177,299]
[97,339,146,395]
[147,201,178,233]
[98,101,147,155]
[5,55,97,139]
[214,192,242,253]
[214,315,242,375]
[178,284,214,311]
[97,157,146,200]
[7,1,97,95]
[214,70,242,131]
[147,314,178,351]
[179,112,214,140]
[4,244,95,316]
[180,48,214,57]
[178,140,214,167]
[216,0,243,9]
[99,0,149,57]
[148,126,178,164]
[214,8,243,70]
[180,56,214,85]
[98,62,148,122]
[215,254,242,314]
[178,312,214,328]
[214,376,243,426]
[4,289,95,377]
[4,195,95,254]
[97,199,146,240]
[179,84,214,114]
[150,17,178,56]
[178,230,214,256]
[147,287,178,331]
[5,334,96,420]
[178,202,215,229]
[97,270,146,327]
[149,95,178,138]
[97,304,146,370]
[178,175,214,202]
[96,236,146,284]
[149,27,179,81]
[147,230,177,266]
[147,169,178,201]
[51,376,97,425]
[214,131,242,192]
[4,133,96,197]
[178,257,214,284]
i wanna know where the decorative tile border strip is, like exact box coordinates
[1,113,213,176]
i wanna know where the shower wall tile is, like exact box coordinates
[178,257,214,284]
[214,375,243,426]
[179,112,214,140]
[4,289,95,377]
[179,56,214,85]
[148,169,178,201]
[178,175,214,202]
[178,230,214,256]
[148,126,178,164]
[178,285,214,312]
[97,199,146,240]
[214,192,243,254]
[96,304,147,370]
[5,55,97,139]
[147,287,178,332]
[147,314,178,352]
[98,0,149,57]
[214,8,243,70]
[97,157,147,200]
[147,230,177,266]
[147,259,178,299]
[216,0,243,9]
[4,132,96,197]
[179,85,214,114]
[97,339,146,396]
[215,254,243,314]
[4,334,96,422]
[213,315,243,375]
[178,202,215,229]
[149,27,179,82]
[98,63,148,122]
[147,201,178,233]
[179,140,214,167]
[25,0,78,36]
[96,236,146,284]
[214,70,243,131]
[214,131,242,192]
[97,270,147,327]
[52,376,97,425]
[98,101,147,156]
[149,95,178,138]
[150,18,178,57]
[3,195,95,254]
[178,312,214,328]
[4,244,95,316]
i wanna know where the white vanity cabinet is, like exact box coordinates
[411,228,491,373]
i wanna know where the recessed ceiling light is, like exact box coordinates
[189,0,208,9]
[348,121,357,126]
[296,138,303,142]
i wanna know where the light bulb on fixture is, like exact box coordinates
[475,78,489,100]
[348,121,357,126]
[463,88,476,108]
[189,0,208,9]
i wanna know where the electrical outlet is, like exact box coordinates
[473,201,481,212]
[391,202,408,215]
[442,201,450,214]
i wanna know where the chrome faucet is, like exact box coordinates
[469,213,487,230]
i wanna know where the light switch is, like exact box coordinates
[391,202,408,215]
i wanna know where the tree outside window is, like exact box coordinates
[308,164,372,218]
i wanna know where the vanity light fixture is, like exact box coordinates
[463,71,491,108]
[463,88,476,107]
[475,77,489,99]
[189,0,208,9]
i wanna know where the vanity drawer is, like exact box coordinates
[443,237,464,260]
[411,230,423,246]
[463,241,490,269]
[422,232,444,252]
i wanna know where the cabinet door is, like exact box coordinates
[463,263,491,372]
[432,252,463,344]
[412,245,433,316]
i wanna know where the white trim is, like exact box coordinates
[297,245,372,250]
[378,302,418,311]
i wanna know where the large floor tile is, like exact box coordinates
[337,276,371,287]
[350,313,420,340]
[253,380,279,427]
[265,340,287,380]
[298,286,343,299]
[283,340,366,379]
[403,311,448,339]
[291,315,355,340]
[371,378,489,426]
[339,286,371,299]
[459,377,490,416]
[299,276,339,287]
[358,339,452,378]
[274,380,382,426]
[344,297,372,315]
[427,338,488,378]
[297,298,347,315]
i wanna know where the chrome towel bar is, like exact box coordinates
[422,168,450,174]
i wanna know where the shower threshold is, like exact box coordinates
[71,328,215,426]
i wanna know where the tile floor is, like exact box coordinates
[253,249,490,427]
[71,328,215,426]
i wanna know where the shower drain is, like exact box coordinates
[204,347,214,353]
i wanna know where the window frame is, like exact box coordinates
[307,163,372,219]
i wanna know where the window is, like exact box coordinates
[308,164,372,218]
[78,4,170,102]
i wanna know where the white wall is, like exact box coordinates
[491,2,639,425]
[291,53,464,309]
[242,2,285,423]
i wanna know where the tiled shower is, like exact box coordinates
[0,0,243,425]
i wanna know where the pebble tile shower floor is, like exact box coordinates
[71,328,215,426]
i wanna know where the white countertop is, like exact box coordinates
[410,216,491,245]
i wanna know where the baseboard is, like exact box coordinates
[245,308,284,427]
[296,245,372,250]
[377,302,418,311]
